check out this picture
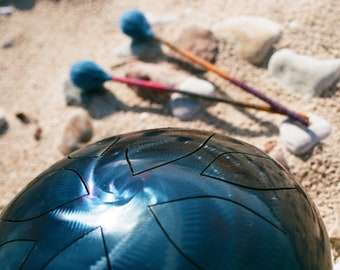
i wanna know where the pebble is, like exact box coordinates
[0,107,7,130]
[125,62,187,103]
[279,114,331,155]
[268,49,340,99]
[215,16,282,65]
[170,76,215,120]
[59,111,93,155]
[2,39,15,49]
[114,39,163,60]
[63,79,82,106]
[175,26,218,68]
[0,6,14,16]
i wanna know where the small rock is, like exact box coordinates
[288,20,298,29]
[262,140,277,153]
[2,39,15,49]
[59,111,93,155]
[0,107,7,129]
[131,39,163,60]
[175,26,218,68]
[0,6,14,16]
[216,16,282,65]
[145,12,178,25]
[125,62,187,103]
[171,76,215,120]
[279,114,331,155]
[114,39,163,60]
[64,79,82,106]
[268,49,340,99]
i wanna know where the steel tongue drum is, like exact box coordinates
[0,128,332,269]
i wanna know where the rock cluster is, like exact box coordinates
[114,14,338,156]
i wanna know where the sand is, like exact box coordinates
[0,0,339,262]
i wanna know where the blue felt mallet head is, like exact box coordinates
[119,9,154,40]
[70,60,112,91]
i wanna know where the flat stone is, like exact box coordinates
[114,39,163,60]
[171,76,215,120]
[63,79,82,106]
[268,49,340,99]
[175,26,218,69]
[279,114,331,155]
[216,16,282,65]
[2,38,15,49]
[0,6,14,16]
[0,107,7,129]
[59,111,93,155]
[144,12,178,26]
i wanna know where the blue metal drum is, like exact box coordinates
[0,128,332,269]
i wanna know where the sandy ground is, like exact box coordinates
[0,0,339,262]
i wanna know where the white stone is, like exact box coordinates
[171,77,215,120]
[114,40,163,60]
[145,12,178,25]
[279,114,331,155]
[215,16,282,65]
[268,49,340,99]
[0,6,14,16]
[64,79,82,106]
[0,107,6,129]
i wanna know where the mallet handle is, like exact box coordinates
[112,76,292,115]
[154,36,310,126]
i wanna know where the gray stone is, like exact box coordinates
[0,107,7,129]
[2,38,15,49]
[175,26,219,69]
[59,111,93,155]
[279,114,331,155]
[145,12,178,26]
[268,49,340,99]
[64,79,82,106]
[171,76,215,120]
[114,40,163,60]
[0,6,14,16]
[215,16,282,65]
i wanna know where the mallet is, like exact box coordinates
[119,9,310,126]
[70,60,291,115]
